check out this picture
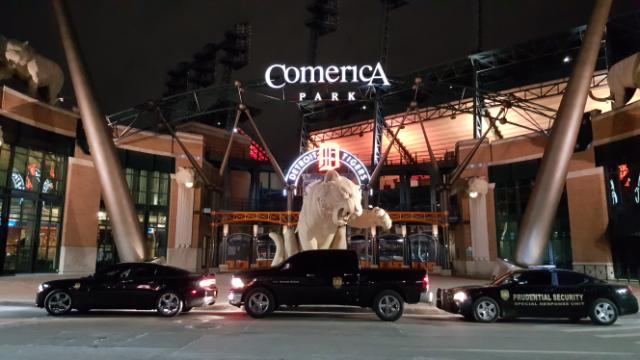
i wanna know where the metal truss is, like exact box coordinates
[311,70,608,144]
[383,121,417,165]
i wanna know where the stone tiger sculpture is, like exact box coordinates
[0,35,64,104]
[589,52,640,110]
[269,170,392,266]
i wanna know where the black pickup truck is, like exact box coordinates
[228,249,428,321]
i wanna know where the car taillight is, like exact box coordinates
[198,277,216,291]
[422,274,429,290]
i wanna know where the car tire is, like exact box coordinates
[589,298,618,326]
[156,291,183,317]
[373,290,404,322]
[473,296,500,323]
[182,306,193,313]
[244,287,275,318]
[44,290,73,316]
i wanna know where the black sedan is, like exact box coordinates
[437,268,638,325]
[36,262,217,317]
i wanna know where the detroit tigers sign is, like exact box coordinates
[285,146,371,187]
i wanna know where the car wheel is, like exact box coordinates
[373,290,404,321]
[589,298,618,325]
[182,306,193,313]
[44,290,73,316]
[245,288,275,318]
[473,296,500,323]
[156,292,183,317]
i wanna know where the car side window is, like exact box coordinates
[557,272,588,286]
[131,265,155,279]
[513,271,552,286]
[287,252,326,274]
[288,253,317,274]
[97,266,132,280]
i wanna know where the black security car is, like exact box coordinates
[36,263,217,317]
[229,250,429,321]
[437,268,638,325]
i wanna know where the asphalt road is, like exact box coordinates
[0,303,639,360]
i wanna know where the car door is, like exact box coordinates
[508,270,555,317]
[314,251,359,305]
[272,252,316,305]
[119,264,161,309]
[91,264,133,309]
[553,271,588,317]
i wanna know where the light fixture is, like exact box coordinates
[563,55,572,64]
[361,105,367,110]
[176,167,196,189]
[233,128,238,133]
[466,177,488,199]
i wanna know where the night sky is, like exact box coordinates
[1,0,639,164]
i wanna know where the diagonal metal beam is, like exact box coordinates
[516,0,612,266]
[53,0,145,262]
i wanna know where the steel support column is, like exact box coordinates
[53,0,145,262]
[515,0,612,266]
[472,59,484,139]
[371,93,384,167]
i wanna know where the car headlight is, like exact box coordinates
[38,283,49,293]
[231,277,245,289]
[453,291,468,303]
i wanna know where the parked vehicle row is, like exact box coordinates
[35,251,638,325]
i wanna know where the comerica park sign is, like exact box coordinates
[265,62,389,101]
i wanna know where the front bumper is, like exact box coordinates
[35,291,45,308]
[228,290,243,307]
[436,288,471,314]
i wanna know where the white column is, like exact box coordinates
[469,194,490,261]
[175,185,195,248]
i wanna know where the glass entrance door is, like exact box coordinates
[4,197,38,273]
[35,200,62,272]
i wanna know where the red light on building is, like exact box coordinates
[318,143,340,171]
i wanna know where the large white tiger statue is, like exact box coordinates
[589,52,640,109]
[0,35,64,104]
[269,170,392,266]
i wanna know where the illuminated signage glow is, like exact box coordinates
[318,143,340,172]
[285,147,370,187]
[264,63,389,102]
